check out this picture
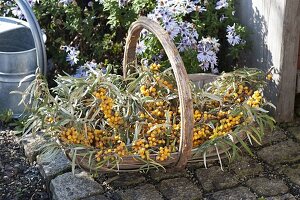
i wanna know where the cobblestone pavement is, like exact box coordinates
[18,119,300,199]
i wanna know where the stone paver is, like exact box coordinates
[117,184,163,200]
[280,163,300,186]
[229,155,263,179]
[19,123,300,200]
[21,132,48,163]
[260,129,288,146]
[80,194,110,200]
[106,173,145,189]
[210,186,256,200]
[149,169,187,182]
[37,150,71,182]
[50,172,104,200]
[286,127,300,142]
[246,177,289,197]
[257,140,300,165]
[265,193,297,200]
[195,166,239,192]
[158,177,202,200]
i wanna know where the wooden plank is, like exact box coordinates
[275,0,300,121]
[297,70,300,94]
[236,0,300,122]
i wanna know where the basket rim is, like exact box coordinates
[123,16,194,170]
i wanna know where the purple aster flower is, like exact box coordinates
[215,0,228,10]
[62,45,80,66]
[197,37,220,71]
[136,41,147,55]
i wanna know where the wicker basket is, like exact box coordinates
[63,16,246,172]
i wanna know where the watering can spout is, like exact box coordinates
[15,0,47,75]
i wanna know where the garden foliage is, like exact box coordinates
[0,0,247,76]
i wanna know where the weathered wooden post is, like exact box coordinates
[236,0,300,122]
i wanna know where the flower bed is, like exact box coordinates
[1,0,247,77]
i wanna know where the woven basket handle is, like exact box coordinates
[123,16,194,170]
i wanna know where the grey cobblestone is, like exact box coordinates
[257,140,300,165]
[158,177,202,200]
[280,163,300,185]
[21,132,48,163]
[105,172,146,189]
[195,166,239,192]
[286,127,300,142]
[116,184,163,200]
[246,177,289,197]
[229,155,263,179]
[210,186,256,200]
[265,193,297,200]
[37,150,71,182]
[149,169,187,182]
[80,194,110,200]
[260,129,288,146]
[50,171,103,200]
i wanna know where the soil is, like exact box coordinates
[0,128,49,200]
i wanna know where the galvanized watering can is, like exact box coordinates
[0,0,47,117]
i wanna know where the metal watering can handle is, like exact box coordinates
[15,0,47,75]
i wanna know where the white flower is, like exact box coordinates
[197,37,220,71]
[11,6,23,19]
[136,41,147,55]
[62,45,80,66]
[176,21,198,51]
[142,59,149,67]
[95,0,104,3]
[140,29,149,38]
[226,34,241,46]
[66,52,79,66]
[85,60,97,69]
[59,0,73,6]
[226,24,235,34]
[73,66,87,78]
[226,24,243,46]
[118,0,128,7]
[215,0,228,10]
[73,60,98,78]
[88,1,93,7]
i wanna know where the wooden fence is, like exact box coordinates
[236,0,300,122]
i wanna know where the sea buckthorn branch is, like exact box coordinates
[24,65,275,171]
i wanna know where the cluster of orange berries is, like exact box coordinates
[150,63,161,72]
[132,139,150,160]
[45,116,55,124]
[60,127,83,145]
[246,91,262,108]
[193,125,211,147]
[93,88,123,128]
[154,75,174,90]
[156,146,171,161]
[210,113,242,139]
[222,84,253,104]
[194,110,202,121]
[140,85,158,97]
